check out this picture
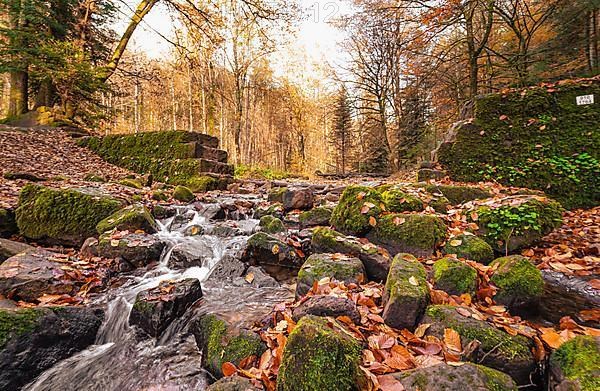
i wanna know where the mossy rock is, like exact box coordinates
[83,174,106,182]
[0,208,17,238]
[254,204,284,219]
[383,253,429,330]
[207,376,261,391]
[173,186,195,202]
[433,257,478,295]
[194,314,266,379]
[429,195,452,213]
[296,253,366,298]
[490,255,543,310]
[151,190,169,202]
[96,204,157,234]
[276,315,364,391]
[118,178,143,189]
[330,186,384,236]
[367,214,447,257]
[422,305,536,386]
[0,308,45,349]
[425,184,491,205]
[443,233,494,264]
[259,215,285,234]
[15,184,122,246]
[299,207,332,228]
[186,175,226,193]
[549,336,600,391]
[268,187,287,203]
[381,188,425,212]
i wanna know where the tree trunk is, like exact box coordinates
[7,70,28,117]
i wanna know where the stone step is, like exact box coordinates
[190,144,228,162]
[179,131,219,149]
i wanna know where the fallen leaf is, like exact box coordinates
[369,216,377,227]
[444,328,462,352]
[221,362,237,377]
[408,276,419,286]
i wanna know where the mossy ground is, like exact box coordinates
[433,257,478,295]
[551,336,600,391]
[490,255,543,305]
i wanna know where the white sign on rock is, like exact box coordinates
[576,94,594,106]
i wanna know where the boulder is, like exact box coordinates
[259,215,285,234]
[425,184,491,205]
[282,188,314,211]
[254,204,284,220]
[241,232,303,280]
[173,185,195,202]
[207,255,248,281]
[292,295,361,324]
[296,253,366,298]
[0,208,17,238]
[298,207,332,228]
[186,175,228,193]
[129,279,203,338]
[490,255,543,312]
[0,306,103,390]
[382,254,429,330]
[417,168,445,182]
[380,188,424,212]
[232,266,279,288]
[276,315,364,391]
[392,362,517,390]
[169,241,214,269]
[89,231,165,269]
[549,336,599,391]
[0,238,35,262]
[268,187,287,203]
[168,211,197,231]
[432,257,478,295]
[366,214,447,257]
[15,184,122,246]
[330,185,384,236]
[96,204,157,234]
[207,376,261,391]
[443,233,494,264]
[118,178,143,189]
[422,305,536,386]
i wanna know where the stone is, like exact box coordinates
[268,187,287,203]
[169,241,214,269]
[417,168,445,182]
[382,254,430,330]
[0,238,35,262]
[254,204,284,220]
[207,255,247,281]
[380,188,425,212]
[330,185,384,236]
[443,233,494,264]
[96,203,158,234]
[422,305,537,386]
[549,336,599,391]
[173,185,195,202]
[90,231,165,269]
[432,257,478,295]
[490,255,543,312]
[129,279,203,338]
[292,295,361,324]
[276,315,364,391]
[296,253,366,298]
[259,215,286,234]
[207,376,261,391]
[0,306,104,390]
[425,184,491,205]
[233,266,279,288]
[241,232,303,280]
[282,188,314,211]
[298,207,332,228]
[118,178,143,189]
[0,208,17,238]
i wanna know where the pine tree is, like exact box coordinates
[330,87,353,175]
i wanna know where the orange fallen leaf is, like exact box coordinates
[222,362,237,377]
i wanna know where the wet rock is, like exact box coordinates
[330,185,384,236]
[392,362,517,390]
[417,168,445,181]
[254,204,284,220]
[241,232,303,280]
[296,253,366,298]
[184,225,205,236]
[259,215,285,234]
[0,250,75,302]
[208,254,247,281]
[422,305,537,386]
[0,306,104,390]
[298,206,332,228]
[207,376,262,391]
[443,233,494,264]
[540,270,600,327]
[432,257,478,295]
[382,253,429,330]
[96,203,157,234]
[168,211,197,231]
[195,202,226,220]
[0,238,35,262]
[169,241,214,269]
[15,184,122,246]
[282,188,314,211]
[0,208,17,238]
[129,279,203,338]
[292,295,361,324]
[91,231,165,269]
[268,187,287,203]
[548,336,599,391]
[233,266,279,288]
[380,188,425,212]
[311,227,390,282]
[276,315,364,391]
[366,214,447,257]
[425,184,491,205]
[173,185,195,202]
[490,255,543,313]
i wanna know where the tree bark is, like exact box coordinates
[7,70,28,117]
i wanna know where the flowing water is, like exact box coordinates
[26,199,293,391]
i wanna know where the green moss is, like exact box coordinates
[369,214,446,256]
[330,186,384,235]
[96,204,156,234]
[118,178,143,189]
[381,188,425,212]
[15,184,121,244]
[477,365,518,391]
[385,254,429,302]
[551,336,600,391]
[186,176,220,193]
[173,186,195,202]
[426,185,491,205]
[83,173,106,182]
[297,254,365,297]
[152,191,169,201]
[276,315,363,391]
[268,187,288,203]
[311,227,351,252]
[0,308,45,349]
[259,215,286,234]
[444,234,494,264]
[299,207,332,227]
[433,257,478,295]
[490,255,543,306]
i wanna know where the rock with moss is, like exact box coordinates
[422,305,536,386]
[443,233,494,264]
[418,168,446,182]
[88,231,165,270]
[0,208,17,238]
[0,306,103,390]
[173,185,195,202]
[330,186,384,236]
[426,184,491,205]
[268,187,287,203]
[282,188,314,212]
[296,253,366,298]
[299,207,332,228]
[276,315,364,391]
[433,257,478,295]
[241,232,303,281]
[96,204,157,234]
[152,190,169,202]
[15,184,122,246]
[118,178,143,189]
[490,255,543,311]
[469,196,563,253]
[186,175,227,193]
[383,254,430,330]
[254,204,284,220]
[193,314,266,379]
[259,215,286,234]
[207,376,262,391]
[292,295,361,324]
[83,173,106,182]
[381,188,425,212]
[367,214,447,257]
[549,336,600,391]
[392,362,517,391]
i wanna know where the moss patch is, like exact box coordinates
[368,214,446,256]
[444,233,494,264]
[96,204,156,234]
[173,186,195,202]
[186,176,226,193]
[0,308,45,349]
[551,336,600,391]
[118,178,143,189]
[381,188,425,212]
[330,186,384,236]
[259,215,286,234]
[433,257,478,295]
[490,255,543,307]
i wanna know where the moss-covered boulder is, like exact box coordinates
[490,255,543,311]
[96,204,157,234]
[118,178,143,189]
[422,305,536,386]
[90,231,165,269]
[259,215,285,234]
[367,214,447,257]
[173,185,195,202]
[381,188,425,212]
[0,208,17,238]
[268,187,287,203]
[299,207,332,228]
[433,257,478,295]
[330,186,384,236]
[443,233,494,264]
[254,203,284,220]
[549,336,600,391]
[241,232,303,280]
[194,314,266,379]
[296,253,366,298]
[383,254,430,330]
[392,362,517,391]
[15,184,122,246]
[186,175,227,193]
[470,196,563,253]
[276,315,364,391]
[425,184,491,205]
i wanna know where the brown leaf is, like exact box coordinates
[378,374,406,391]
[221,362,237,377]
[444,328,462,352]
[369,216,377,227]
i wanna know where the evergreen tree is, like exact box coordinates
[330,87,353,175]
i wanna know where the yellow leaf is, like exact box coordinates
[409,276,419,286]
[245,272,255,284]
[110,239,120,247]
[449,239,463,247]
[272,244,280,255]
[369,216,377,227]
[444,328,462,352]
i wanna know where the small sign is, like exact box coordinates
[576,94,594,105]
